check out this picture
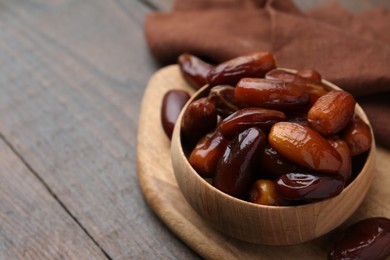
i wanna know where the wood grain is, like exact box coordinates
[0,0,389,259]
[0,137,105,259]
[0,0,197,259]
[138,65,390,259]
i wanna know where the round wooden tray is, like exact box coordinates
[137,65,390,259]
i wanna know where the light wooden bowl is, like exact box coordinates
[171,74,376,245]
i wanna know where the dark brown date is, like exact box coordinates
[342,114,372,156]
[207,52,276,86]
[235,78,310,110]
[181,97,217,145]
[257,145,301,180]
[161,89,190,139]
[219,107,286,139]
[266,69,306,84]
[328,217,390,260]
[189,128,229,178]
[297,69,322,84]
[275,172,344,201]
[208,85,242,117]
[308,90,356,135]
[249,179,286,206]
[265,69,327,105]
[178,53,213,90]
[213,127,266,198]
[286,113,310,127]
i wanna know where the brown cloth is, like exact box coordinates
[145,0,390,149]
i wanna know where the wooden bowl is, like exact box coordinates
[170,74,376,245]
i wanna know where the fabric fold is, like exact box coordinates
[145,0,390,148]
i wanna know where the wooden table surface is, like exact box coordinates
[0,0,389,259]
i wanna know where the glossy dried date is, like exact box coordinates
[342,114,372,156]
[249,179,285,206]
[265,69,307,84]
[265,69,327,105]
[286,113,310,127]
[257,145,301,180]
[189,128,229,178]
[308,90,356,135]
[219,107,286,139]
[178,53,213,90]
[213,127,266,198]
[235,78,310,110]
[161,90,190,139]
[328,217,390,260]
[207,52,276,86]
[269,122,341,173]
[181,97,217,145]
[328,137,352,184]
[275,172,344,201]
[208,85,241,117]
[297,69,322,84]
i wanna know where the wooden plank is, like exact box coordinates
[140,0,174,11]
[0,137,106,259]
[0,0,198,259]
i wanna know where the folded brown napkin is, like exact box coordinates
[145,0,390,149]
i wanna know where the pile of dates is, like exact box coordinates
[165,52,372,205]
[161,52,388,260]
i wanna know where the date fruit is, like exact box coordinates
[328,137,352,184]
[235,78,310,110]
[189,128,229,178]
[181,97,217,145]
[269,122,341,173]
[208,85,241,117]
[297,69,322,84]
[342,114,372,156]
[161,89,190,139]
[219,107,286,139]
[249,179,285,206]
[265,69,327,105]
[178,53,212,90]
[213,127,266,198]
[328,217,390,260]
[308,90,356,135]
[207,52,276,86]
[275,172,344,201]
[257,145,301,180]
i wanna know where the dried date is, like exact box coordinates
[161,90,190,139]
[207,52,276,86]
[342,114,372,156]
[328,217,390,260]
[269,122,341,173]
[178,53,212,90]
[328,137,352,184]
[308,90,356,135]
[213,127,266,198]
[219,107,286,139]
[257,145,302,180]
[208,85,242,117]
[235,78,310,110]
[189,128,229,178]
[275,172,344,201]
[249,179,286,206]
[181,97,217,145]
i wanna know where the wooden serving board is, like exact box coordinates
[137,65,390,259]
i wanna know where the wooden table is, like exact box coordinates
[0,1,389,259]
